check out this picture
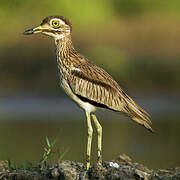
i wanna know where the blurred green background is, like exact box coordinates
[0,0,180,169]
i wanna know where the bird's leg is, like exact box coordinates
[91,113,102,167]
[85,111,93,170]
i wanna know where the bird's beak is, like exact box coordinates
[23,25,43,35]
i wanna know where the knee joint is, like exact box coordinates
[88,127,93,136]
[97,126,102,135]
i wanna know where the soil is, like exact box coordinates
[0,154,180,180]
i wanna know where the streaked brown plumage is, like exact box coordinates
[24,15,154,170]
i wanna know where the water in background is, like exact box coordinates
[0,95,180,169]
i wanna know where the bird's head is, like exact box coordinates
[24,16,72,39]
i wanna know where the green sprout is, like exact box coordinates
[6,136,69,171]
[40,136,58,168]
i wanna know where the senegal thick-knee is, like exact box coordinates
[24,16,154,170]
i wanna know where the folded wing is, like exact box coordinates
[68,60,154,132]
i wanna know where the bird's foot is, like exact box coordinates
[96,160,103,169]
[86,162,90,170]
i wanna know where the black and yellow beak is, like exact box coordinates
[23,26,43,35]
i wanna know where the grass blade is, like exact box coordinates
[58,147,69,161]
[46,136,51,148]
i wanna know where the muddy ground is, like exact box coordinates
[0,154,180,180]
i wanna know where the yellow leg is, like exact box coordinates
[85,111,93,170]
[91,113,102,166]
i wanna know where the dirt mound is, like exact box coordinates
[0,154,180,180]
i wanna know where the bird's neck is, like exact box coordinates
[54,34,84,79]
[55,34,76,62]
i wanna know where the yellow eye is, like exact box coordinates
[52,20,60,28]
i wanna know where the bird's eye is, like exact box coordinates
[52,20,60,28]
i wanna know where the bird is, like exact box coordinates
[23,15,154,170]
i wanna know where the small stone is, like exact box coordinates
[51,168,60,177]
[109,162,119,168]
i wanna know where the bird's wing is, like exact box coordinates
[68,60,125,111]
[68,60,153,132]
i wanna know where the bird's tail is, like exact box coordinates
[125,98,154,133]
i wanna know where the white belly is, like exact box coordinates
[61,79,96,113]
